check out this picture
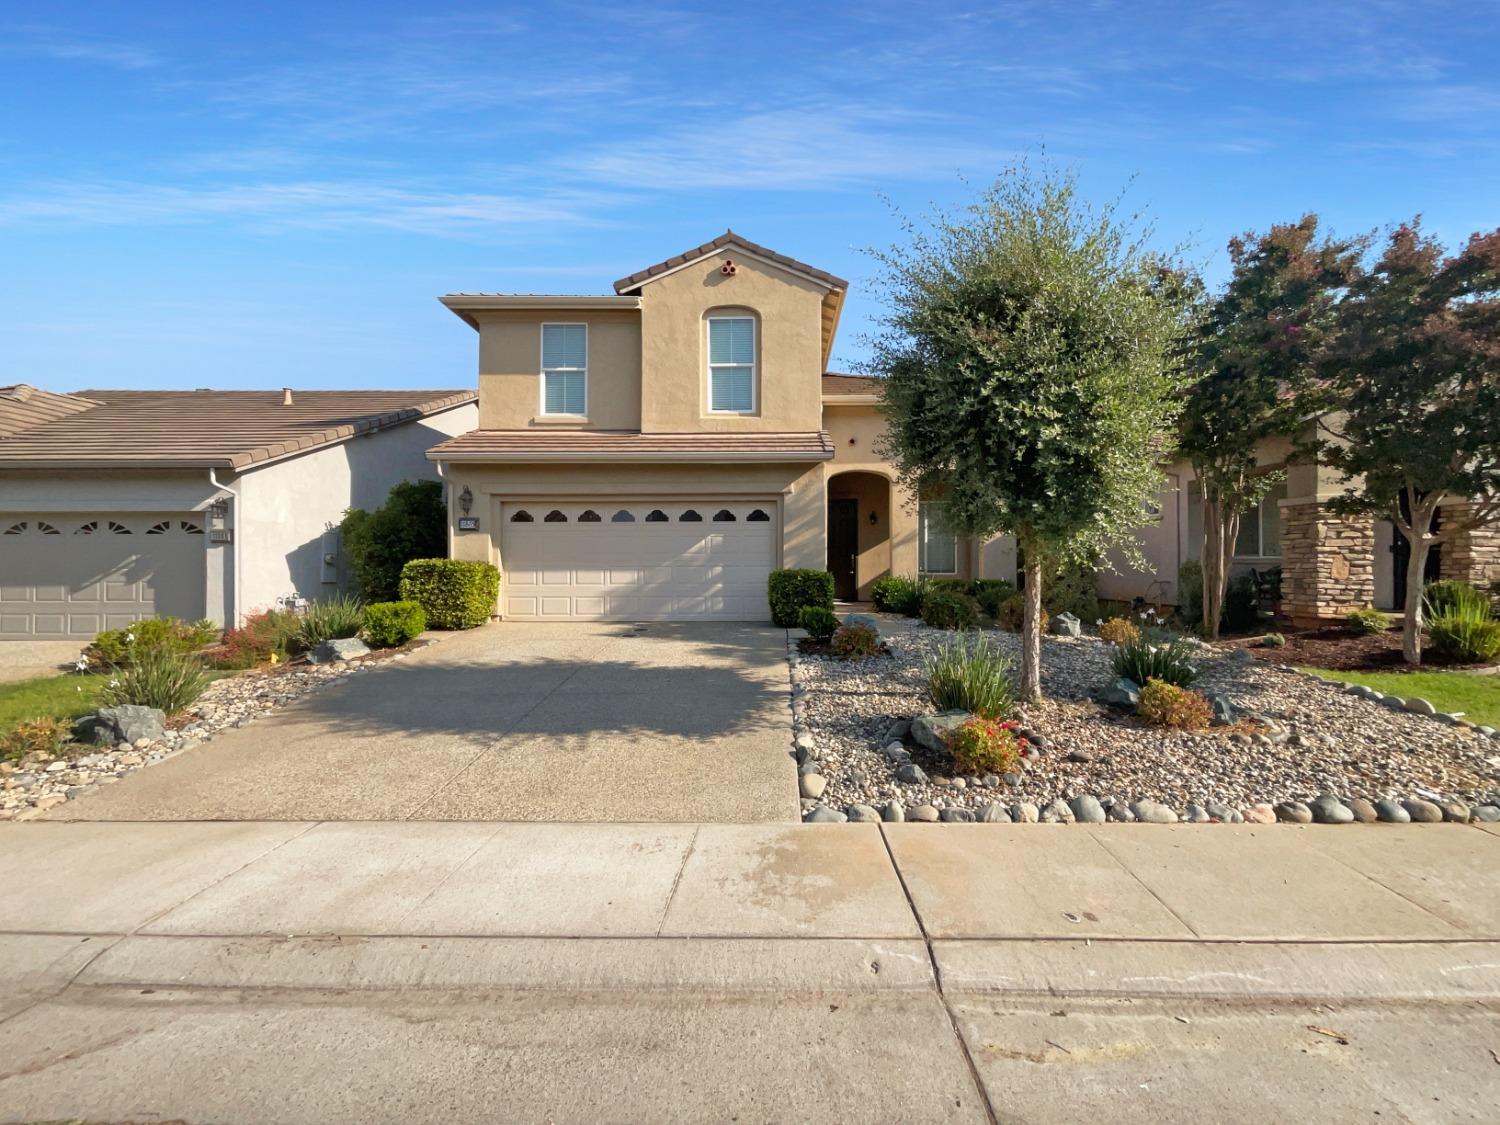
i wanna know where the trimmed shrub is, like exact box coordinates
[1221,575,1260,632]
[1429,596,1500,663]
[1344,607,1389,636]
[996,592,1025,632]
[363,601,427,648]
[1098,617,1141,646]
[921,589,979,630]
[767,569,835,628]
[85,616,217,669]
[1260,632,1286,648]
[1136,679,1212,730]
[871,575,924,616]
[399,559,500,630]
[972,578,1017,619]
[831,623,879,660]
[1,717,72,762]
[945,717,1024,776]
[925,633,1016,719]
[1177,559,1204,629]
[339,480,449,602]
[101,646,208,714]
[798,605,839,640]
[1111,634,1199,687]
[294,594,366,651]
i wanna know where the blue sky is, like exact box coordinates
[2,1,1497,391]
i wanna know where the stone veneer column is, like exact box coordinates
[1280,500,1375,625]
[1439,502,1500,588]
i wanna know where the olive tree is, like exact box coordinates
[869,166,1195,701]
[1179,216,1365,637]
[1314,220,1500,663]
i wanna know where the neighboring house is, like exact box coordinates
[428,231,1019,622]
[0,385,477,639]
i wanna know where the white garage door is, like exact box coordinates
[501,501,776,621]
[0,514,208,639]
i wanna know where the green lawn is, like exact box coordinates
[0,674,110,733]
[1300,667,1500,728]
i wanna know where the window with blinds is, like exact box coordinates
[541,323,587,415]
[707,316,755,413]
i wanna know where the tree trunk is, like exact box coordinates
[1199,482,1238,640]
[1020,549,1043,703]
[1401,534,1431,666]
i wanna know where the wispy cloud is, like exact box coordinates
[0,180,615,235]
[1,26,160,69]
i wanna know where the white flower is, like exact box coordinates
[1138,611,1148,620]
[125,631,135,643]
[1095,618,1103,626]
[109,679,121,688]
[73,658,89,673]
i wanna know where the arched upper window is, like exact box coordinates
[712,509,736,522]
[75,521,98,535]
[107,521,131,535]
[37,521,59,535]
[543,509,568,523]
[180,521,203,535]
[147,521,171,535]
[746,509,771,522]
[645,509,668,523]
[578,509,601,523]
[510,510,534,523]
[679,509,703,522]
[3,522,24,535]
[706,312,756,414]
[611,509,635,523]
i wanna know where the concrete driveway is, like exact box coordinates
[49,621,799,822]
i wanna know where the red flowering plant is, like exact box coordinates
[946,716,1027,776]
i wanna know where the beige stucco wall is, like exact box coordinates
[443,461,826,602]
[638,254,827,433]
[235,403,477,618]
[474,309,642,431]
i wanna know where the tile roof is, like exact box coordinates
[428,429,834,462]
[614,230,849,293]
[0,384,103,436]
[0,388,476,470]
[821,373,884,397]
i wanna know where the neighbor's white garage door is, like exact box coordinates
[0,514,207,639]
[501,501,775,621]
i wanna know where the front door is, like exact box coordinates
[1392,496,1442,609]
[828,499,859,601]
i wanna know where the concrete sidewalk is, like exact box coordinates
[2,821,1499,1122]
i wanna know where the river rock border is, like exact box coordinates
[1,643,432,821]
[784,632,1500,827]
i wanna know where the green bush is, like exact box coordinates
[797,605,839,640]
[831,623,879,659]
[294,594,366,651]
[1429,595,1500,663]
[767,569,834,628]
[1423,580,1488,620]
[945,716,1024,775]
[399,559,500,630]
[85,616,217,669]
[340,480,449,602]
[1110,634,1199,687]
[871,575,924,616]
[1221,575,1260,632]
[101,646,208,714]
[363,601,428,648]
[1344,607,1390,636]
[972,579,1017,618]
[921,589,980,630]
[1044,560,1102,624]
[1177,559,1204,629]
[1261,632,1286,648]
[925,632,1016,719]
[927,577,971,594]
[1137,679,1212,729]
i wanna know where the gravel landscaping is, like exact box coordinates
[790,616,1500,825]
[0,644,429,820]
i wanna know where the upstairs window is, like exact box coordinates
[541,323,587,415]
[707,315,755,413]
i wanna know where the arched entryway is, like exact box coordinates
[827,470,893,601]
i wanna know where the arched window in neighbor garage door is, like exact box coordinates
[579,509,602,522]
[747,509,770,522]
[713,509,736,522]
[510,510,534,523]
[679,509,703,522]
[544,510,568,523]
[611,510,635,522]
[645,509,668,522]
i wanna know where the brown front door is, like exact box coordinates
[828,498,859,600]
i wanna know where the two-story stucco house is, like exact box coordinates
[428,232,1016,621]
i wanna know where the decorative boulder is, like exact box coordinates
[73,704,166,746]
[309,637,371,664]
[1204,691,1236,727]
[1097,678,1141,709]
[843,612,884,639]
[1051,611,1081,638]
[910,710,971,754]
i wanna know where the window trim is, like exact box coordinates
[705,314,757,415]
[918,501,959,576]
[539,322,588,418]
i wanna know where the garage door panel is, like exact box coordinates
[0,514,206,639]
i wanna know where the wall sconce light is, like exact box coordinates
[459,486,473,515]
[209,498,229,520]
[869,510,878,526]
